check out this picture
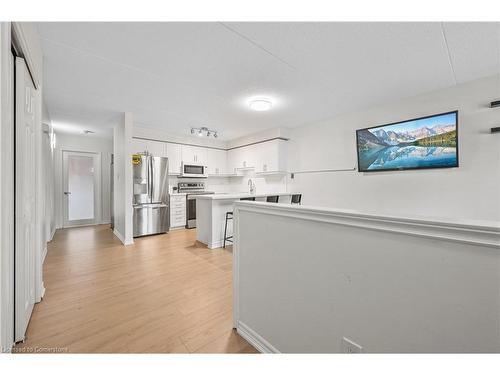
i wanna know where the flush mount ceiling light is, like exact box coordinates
[249,98,273,112]
[191,126,218,138]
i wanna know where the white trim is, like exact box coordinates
[113,228,125,243]
[234,202,500,248]
[49,226,56,241]
[11,23,39,88]
[42,246,47,264]
[169,226,187,231]
[38,282,45,300]
[232,205,240,328]
[207,240,224,249]
[113,228,133,245]
[0,21,14,354]
[236,321,280,354]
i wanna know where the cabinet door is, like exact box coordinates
[166,143,182,175]
[181,145,208,164]
[196,148,208,165]
[227,148,241,173]
[255,140,287,173]
[181,145,197,163]
[256,141,277,173]
[131,138,149,154]
[207,149,227,175]
[131,139,166,157]
[147,140,166,157]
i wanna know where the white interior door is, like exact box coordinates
[62,151,101,227]
[14,57,36,342]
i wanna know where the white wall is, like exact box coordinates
[113,113,134,245]
[54,133,113,228]
[287,75,500,223]
[169,173,287,195]
[233,202,500,353]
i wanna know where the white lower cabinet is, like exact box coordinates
[170,195,186,228]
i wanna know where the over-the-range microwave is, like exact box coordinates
[180,162,208,178]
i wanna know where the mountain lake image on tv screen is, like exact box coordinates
[357,112,458,172]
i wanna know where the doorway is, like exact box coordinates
[62,151,101,227]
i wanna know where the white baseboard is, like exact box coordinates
[113,229,134,245]
[236,321,280,353]
[169,226,186,231]
[42,245,47,264]
[38,282,45,301]
[208,240,226,249]
[49,226,56,241]
[113,228,125,244]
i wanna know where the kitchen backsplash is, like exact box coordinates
[169,172,287,194]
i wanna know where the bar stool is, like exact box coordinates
[223,211,233,248]
[291,194,302,205]
[224,197,256,248]
[266,195,279,203]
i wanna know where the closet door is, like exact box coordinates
[15,57,37,342]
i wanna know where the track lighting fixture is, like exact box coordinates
[190,126,219,138]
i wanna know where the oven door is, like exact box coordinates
[186,196,197,228]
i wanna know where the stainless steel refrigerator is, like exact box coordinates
[133,154,169,237]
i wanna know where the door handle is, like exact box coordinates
[64,191,71,195]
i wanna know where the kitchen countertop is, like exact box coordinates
[193,192,295,200]
[170,192,187,196]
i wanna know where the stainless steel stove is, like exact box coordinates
[178,182,214,228]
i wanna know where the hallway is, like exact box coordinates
[14,225,257,353]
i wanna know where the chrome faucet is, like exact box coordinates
[248,179,256,194]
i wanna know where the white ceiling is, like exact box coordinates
[37,22,500,140]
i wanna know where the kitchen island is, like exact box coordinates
[194,192,295,249]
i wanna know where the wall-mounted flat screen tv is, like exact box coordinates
[356,111,458,172]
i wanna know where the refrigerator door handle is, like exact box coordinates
[150,157,154,200]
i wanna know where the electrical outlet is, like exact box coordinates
[341,337,363,353]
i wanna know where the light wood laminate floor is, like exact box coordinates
[14,225,257,353]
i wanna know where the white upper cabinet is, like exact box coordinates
[254,139,287,173]
[227,147,242,173]
[228,145,256,171]
[181,145,208,164]
[131,138,287,176]
[131,138,149,154]
[207,149,227,175]
[131,138,166,157]
[165,143,182,175]
[148,140,167,157]
[227,140,287,174]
